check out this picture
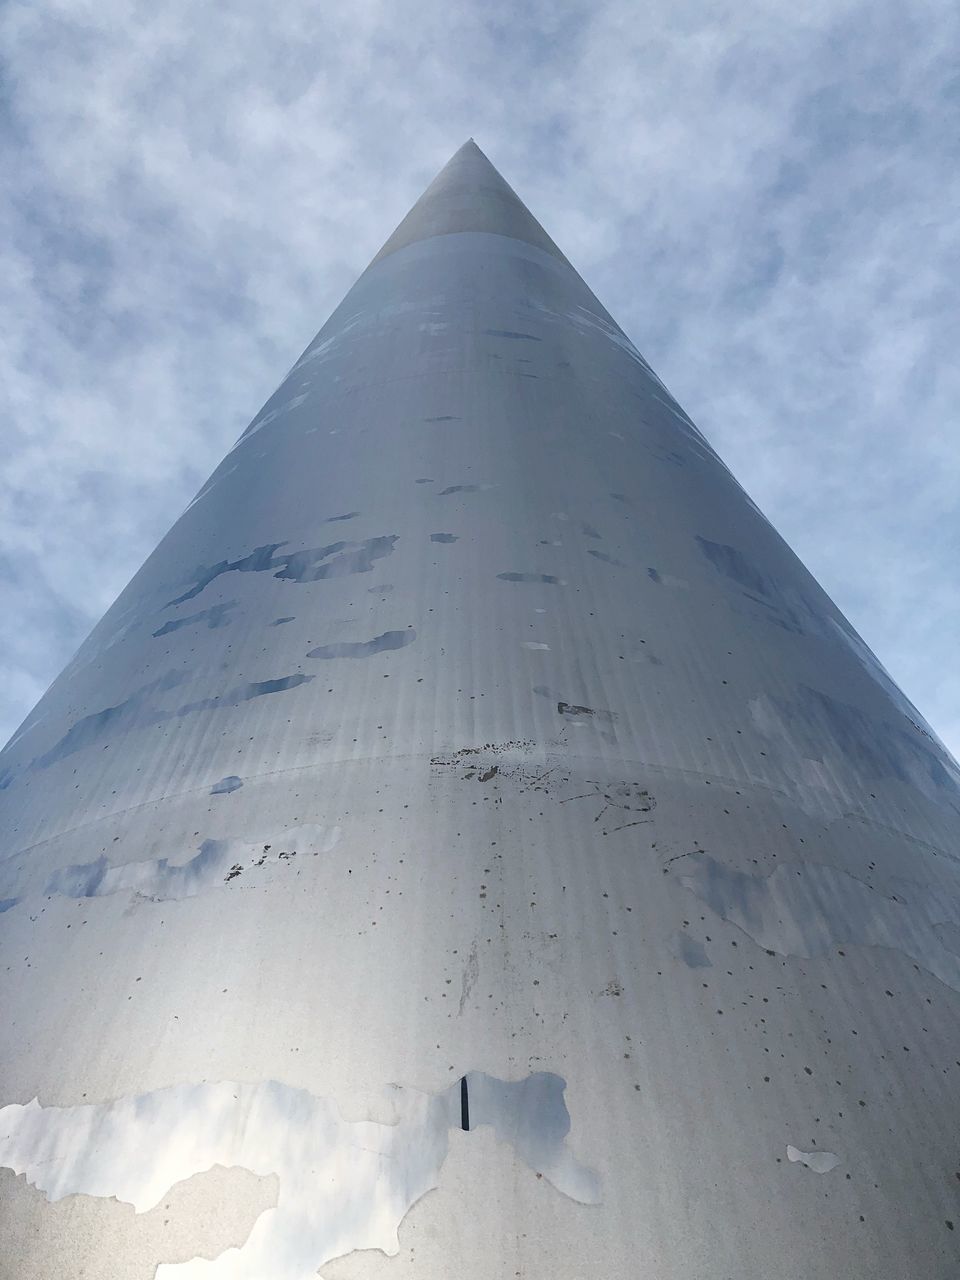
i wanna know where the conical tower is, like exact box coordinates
[2,141,959,1279]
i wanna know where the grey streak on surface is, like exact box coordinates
[696,534,770,597]
[497,572,563,585]
[31,669,188,770]
[152,602,237,638]
[483,329,542,341]
[210,776,243,795]
[306,630,416,659]
[173,674,314,715]
[166,535,398,608]
[28,672,312,774]
[555,700,618,724]
[677,934,712,969]
[697,531,954,738]
[751,685,957,800]
[678,851,960,994]
[586,549,625,567]
[430,533,458,543]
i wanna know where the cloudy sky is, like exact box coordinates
[1,0,957,756]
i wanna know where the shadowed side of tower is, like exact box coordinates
[1,141,959,1280]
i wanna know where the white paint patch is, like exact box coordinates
[183,463,239,514]
[786,1145,841,1173]
[232,393,309,452]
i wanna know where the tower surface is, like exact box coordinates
[1,141,959,1278]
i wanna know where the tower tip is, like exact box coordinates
[368,138,567,270]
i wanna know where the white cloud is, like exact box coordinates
[1,0,957,755]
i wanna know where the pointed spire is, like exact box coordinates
[369,140,570,269]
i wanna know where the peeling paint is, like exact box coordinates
[497,573,564,585]
[555,699,618,724]
[0,1072,599,1279]
[693,530,945,741]
[483,328,541,341]
[11,825,342,909]
[587,549,625,567]
[457,942,480,1015]
[786,1146,840,1173]
[696,536,770,598]
[237,391,309,446]
[750,686,960,799]
[31,670,189,771]
[678,851,960,994]
[677,934,711,969]
[307,630,416,659]
[153,603,237,639]
[210,776,243,795]
[0,662,315,788]
[174,676,315,718]
[166,536,398,609]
